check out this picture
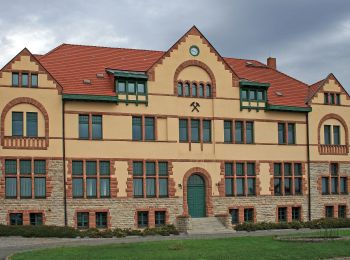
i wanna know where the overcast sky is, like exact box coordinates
[1,0,350,90]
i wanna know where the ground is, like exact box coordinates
[5,229,350,260]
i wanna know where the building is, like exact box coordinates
[0,26,349,230]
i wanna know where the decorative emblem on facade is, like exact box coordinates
[190,101,200,112]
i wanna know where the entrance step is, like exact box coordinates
[187,217,234,235]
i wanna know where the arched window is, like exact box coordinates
[199,84,204,97]
[184,83,190,97]
[192,83,197,97]
[206,84,211,98]
[177,82,183,96]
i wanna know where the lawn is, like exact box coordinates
[12,231,350,260]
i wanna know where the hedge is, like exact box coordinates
[234,218,350,232]
[0,224,179,238]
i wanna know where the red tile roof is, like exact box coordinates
[308,78,326,102]
[38,43,310,107]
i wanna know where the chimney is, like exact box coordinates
[267,57,276,69]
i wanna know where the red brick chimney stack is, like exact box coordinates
[267,57,277,69]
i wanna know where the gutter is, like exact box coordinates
[306,112,311,221]
[62,100,68,226]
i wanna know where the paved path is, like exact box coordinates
[2,228,350,260]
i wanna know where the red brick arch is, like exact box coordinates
[0,97,49,147]
[317,113,349,154]
[182,167,213,217]
[174,60,216,97]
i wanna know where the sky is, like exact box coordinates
[1,0,350,91]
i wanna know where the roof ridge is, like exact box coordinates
[266,66,308,87]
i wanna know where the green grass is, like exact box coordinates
[11,234,350,260]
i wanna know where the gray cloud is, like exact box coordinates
[1,0,350,91]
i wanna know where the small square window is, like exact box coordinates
[10,213,23,225]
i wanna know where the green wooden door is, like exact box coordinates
[187,174,206,218]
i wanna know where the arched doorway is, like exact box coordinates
[187,174,206,218]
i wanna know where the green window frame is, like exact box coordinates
[225,162,256,197]
[20,160,31,175]
[26,112,38,137]
[77,212,89,229]
[235,121,243,144]
[246,122,254,144]
[322,177,329,195]
[12,112,23,136]
[287,123,295,144]
[184,83,190,96]
[79,115,89,139]
[205,84,211,97]
[91,115,102,140]
[278,123,286,144]
[132,116,142,141]
[191,83,197,97]
[145,117,155,141]
[336,94,341,105]
[177,82,183,96]
[99,161,110,175]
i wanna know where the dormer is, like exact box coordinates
[239,80,269,111]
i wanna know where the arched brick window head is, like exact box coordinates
[1,97,49,149]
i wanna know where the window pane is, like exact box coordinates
[274,178,281,195]
[278,207,287,222]
[284,163,292,176]
[128,82,135,93]
[247,163,255,176]
[257,90,264,101]
[138,211,148,227]
[92,115,102,140]
[72,161,83,175]
[192,83,197,97]
[177,82,183,96]
[230,209,239,224]
[179,119,188,142]
[340,177,347,194]
[132,117,142,140]
[206,84,211,97]
[330,94,335,104]
[20,160,31,174]
[31,74,38,87]
[133,162,143,176]
[203,120,211,143]
[288,123,295,144]
[338,206,346,218]
[86,161,97,175]
[191,120,200,142]
[244,209,253,222]
[159,179,168,197]
[133,179,143,197]
[99,161,110,175]
[236,163,244,176]
[34,160,46,174]
[5,160,17,174]
[241,89,248,100]
[34,178,46,198]
[225,179,233,196]
[155,211,166,226]
[117,81,126,92]
[100,179,110,197]
[145,117,155,140]
[146,162,156,176]
[236,178,245,195]
[20,178,32,197]
[336,94,341,105]
[86,178,97,197]
[274,163,282,176]
[294,163,302,176]
[284,178,292,195]
[22,73,28,87]
[72,178,83,197]
[235,121,243,143]
[324,125,331,144]
[184,83,190,96]
[292,207,301,221]
[199,84,204,97]
[96,212,107,228]
[5,178,17,197]
[137,82,145,94]
[77,212,89,228]
[30,213,43,225]
[26,112,38,137]
[331,177,338,194]
[248,178,255,195]
[12,73,19,86]
[324,93,329,104]
[249,90,256,100]
[322,177,329,194]
[146,178,156,197]
[331,163,338,175]
[79,115,89,139]
[294,178,302,194]
[12,112,23,136]
[225,163,233,176]
[224,121,232,143]
[333,126,340,145]
[158,162,168,176]
[278,123,285,144]
[246,122,254,144]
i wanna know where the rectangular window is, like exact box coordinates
[5,159,17,174]
[86,178,97,198]
[77,212,89,229]
[340,177,347,194]
[235,121,243,144]
[92,115,102,140]
[34,178,46,198]
[287,123,295,144]
[324,93,329,104]
[292,207,301,221]
[330,93,335,104]
[5,178,17,198]
[31,74,38,88]
[34,160,46,174]
[203,120,211,143]
[30,213,43,225]
[79,115,89,139]
[274,162,302,196]
[96,212,107,228]
[86,161,97,175]
[99,161,110,175]
[26,112,38,137]
[244,208,254,223]
[12,112,23,136]
[246,122,254,144]
[20,160,31,174]
[132,116,142,141]
[322,177,329,195]
[333,126,340,145]
[191,119,200,142]
[127,82,136,93]
[145,117,155,140]
[22,73,28,87]
[72,161,83,175]
[179,119,188,142]
[155,211,166,227]
[230,209,239,224]
[100,178,110,198]
[224,121,232,143]
[10,213,23,225]
[117,81,126,93]
[20,178,32,198]
[325,206,334,218]
[137,82,145,94]
[324,125,331,145]
[274,163,282,195]
[177,83,183,96]
[336,94,341,105]
[338,205,346,218]
[278,207,287,222]
[137,211,148,228]
[72,178,84,198]
[12,72,19,87]
[278,123,286,144]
